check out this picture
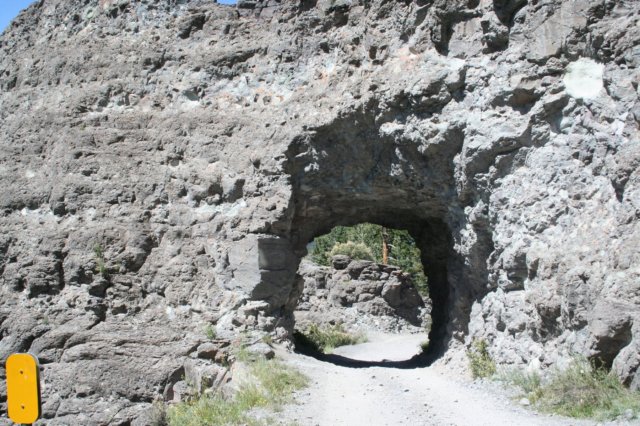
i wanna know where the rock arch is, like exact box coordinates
[227,106,495,359]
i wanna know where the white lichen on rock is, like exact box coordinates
[563,58,604,100]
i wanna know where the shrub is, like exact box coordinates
[295,323,367,353]
[328,241,374,262]
[467,339,496,379]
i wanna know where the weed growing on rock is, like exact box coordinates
[294,323,367,353]
[467,339,496,378]
[93,244,109,279]
[204,324,216,340]
[167,357,308,426]
[500,358,640,421]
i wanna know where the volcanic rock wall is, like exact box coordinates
[0,0,639,423]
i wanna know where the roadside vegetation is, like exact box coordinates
[467,339,496,379]
[294,323,367,353]
[500,358,640,421]
[166,353,308,426]
[468,341,640,421]
[308,223,429,296]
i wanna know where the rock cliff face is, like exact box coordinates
[0,0,639,423]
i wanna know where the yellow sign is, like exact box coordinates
[6,353,41,424]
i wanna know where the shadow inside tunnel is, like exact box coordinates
[293,336,438,369]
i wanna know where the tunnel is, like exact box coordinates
[290,216,453,359]
[258,105,490,360]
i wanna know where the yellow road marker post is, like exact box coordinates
[6,353,41,425]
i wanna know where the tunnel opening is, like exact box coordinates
[287,215,454,363]
[306,223,429,297]
[292,222,432,363]
[268,106,480,365]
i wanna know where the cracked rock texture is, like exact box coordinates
[0,0,639,423]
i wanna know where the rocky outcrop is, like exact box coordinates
[0,0,639,423]
[295,257,431,334]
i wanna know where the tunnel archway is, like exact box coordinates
[265,105,491,361]
[291,216,453,359]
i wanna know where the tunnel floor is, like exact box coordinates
[293,331,434,369]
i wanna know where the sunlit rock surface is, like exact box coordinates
[0,0,639,422]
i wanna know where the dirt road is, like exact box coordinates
[275,333,600,426]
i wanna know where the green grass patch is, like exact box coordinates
[249,358,309,405]
[167,358,308,426]
[294,323,367,353]
[168,394,259,426]
[467,339,496,379]
[500,358,640,421]
[497,368,542,399]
